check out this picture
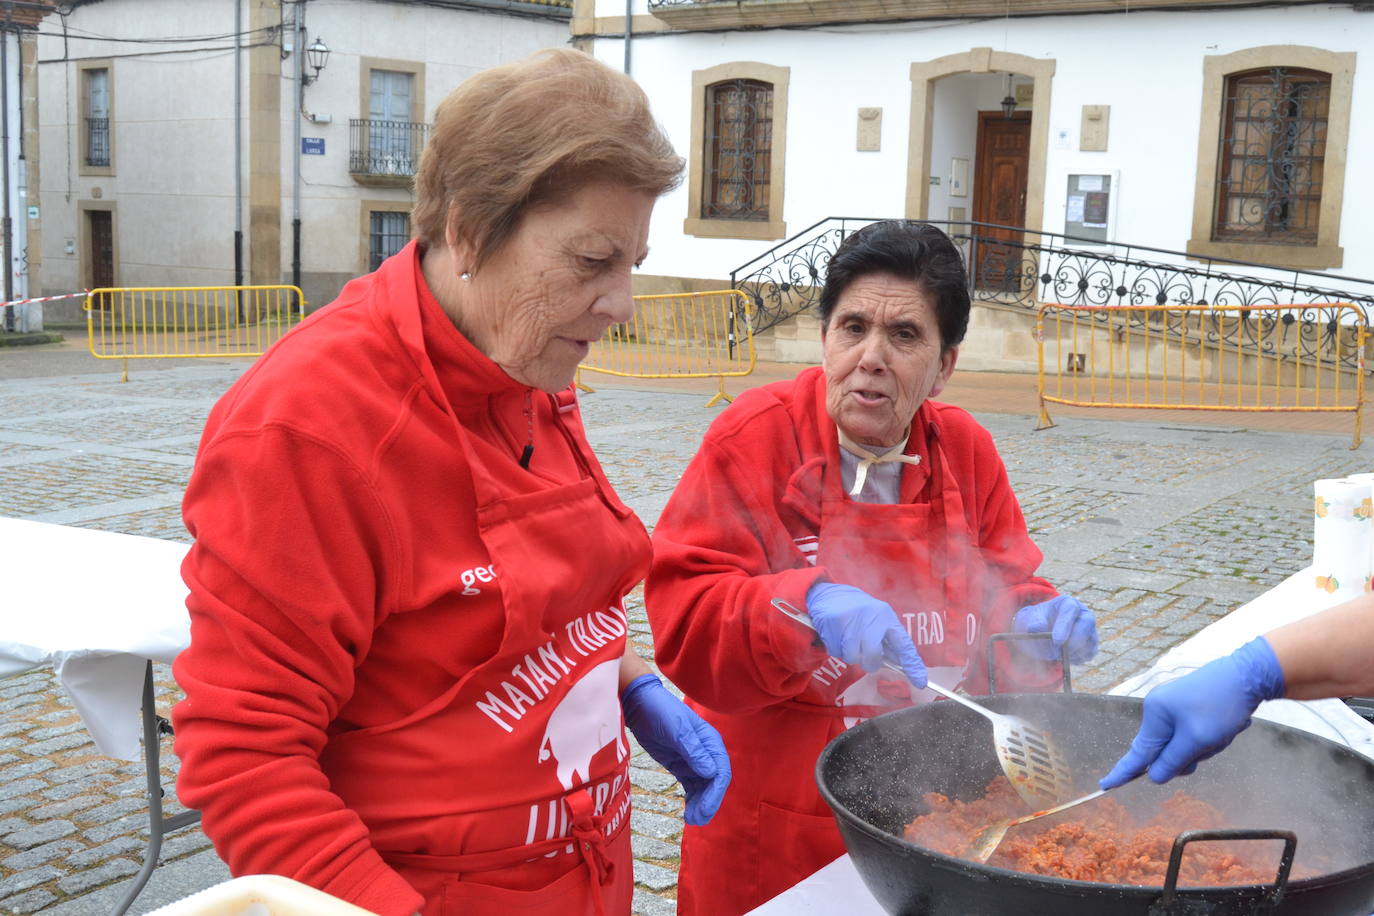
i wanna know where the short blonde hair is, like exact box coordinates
[413,48,683,267]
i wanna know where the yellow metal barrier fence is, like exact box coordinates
[85,285,306,381]
[1036,302,1368,448]
[577,289,756,407]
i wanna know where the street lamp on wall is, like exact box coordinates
[303,37,330,86]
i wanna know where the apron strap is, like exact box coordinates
[565,787,612,916]
[836,426,921,499]
[383,788,619,914]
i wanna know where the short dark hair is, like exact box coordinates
[817,221,971,352]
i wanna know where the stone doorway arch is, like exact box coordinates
[905,47,1055,234]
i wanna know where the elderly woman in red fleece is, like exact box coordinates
[645,220,1098,915]
[171,50,728,916]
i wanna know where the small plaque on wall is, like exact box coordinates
[857,107,882,152]
[1080,105,1109,152]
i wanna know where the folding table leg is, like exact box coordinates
[110,660,202,916]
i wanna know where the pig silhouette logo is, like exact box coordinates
[837,670,919,729]
[539,659,627,789]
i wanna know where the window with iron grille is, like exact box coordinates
[83,68,110,168]
[367,69,415,175]
[369,211,410,271]
[703,79,772,221]
[1214,67,1329,245]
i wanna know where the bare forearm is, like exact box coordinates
[620,643,654,692]
[1266,593,1374,700]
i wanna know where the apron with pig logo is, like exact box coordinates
[324,388,649,916]
[679,406,992,916]
[774,404,989,727]
[805,417,985,722]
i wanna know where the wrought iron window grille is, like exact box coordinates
[704,79,773,221]
[369,211,410,272]
[85,117,109,167]
[1215,67,1330,245]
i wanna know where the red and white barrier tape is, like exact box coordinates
[1,290,88,308]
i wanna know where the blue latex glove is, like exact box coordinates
[1013,595,1099,664]
[1099,637,1285,790]
[621,674,731,825]
[805,582,928,689]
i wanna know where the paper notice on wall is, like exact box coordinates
[1078,175,1103,191]
[1066,195,1085,223]
[1083,191,1109,227]
[1313,477,1373,598]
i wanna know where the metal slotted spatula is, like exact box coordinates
[771,597,1073,810]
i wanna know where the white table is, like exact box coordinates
[1,516,191,760]
[747,855,884,915]
[0,516,196,915]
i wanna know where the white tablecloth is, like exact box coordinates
[747,855,884,915]
[0,516,191,760]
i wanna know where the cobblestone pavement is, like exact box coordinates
[0,359,1370,914]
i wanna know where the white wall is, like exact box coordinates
[592,6,1372,289]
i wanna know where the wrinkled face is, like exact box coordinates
[450,181,655,392]
[821,273,958,448]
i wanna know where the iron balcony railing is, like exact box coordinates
[85,117,109,167]
[349,118,430,178]
[729,217,1374,371]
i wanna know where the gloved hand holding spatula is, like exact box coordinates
[805,581,929,689]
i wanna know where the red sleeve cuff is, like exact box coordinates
[322,854,425,916]
[764,566,832,674]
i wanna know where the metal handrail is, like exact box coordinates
[729,218,1374,347]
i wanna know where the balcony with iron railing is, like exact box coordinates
[349,119,430,186]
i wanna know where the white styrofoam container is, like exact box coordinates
[144,875,377,916]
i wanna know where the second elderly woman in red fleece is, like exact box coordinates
[645,220,1099,915]
[171,50,728,916]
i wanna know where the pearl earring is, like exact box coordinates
[460,271,471,282]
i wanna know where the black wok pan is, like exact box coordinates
[816,693,1374,915]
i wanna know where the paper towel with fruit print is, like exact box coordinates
[1312,476,1372,601]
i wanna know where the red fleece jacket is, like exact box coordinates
[172,243,639,916]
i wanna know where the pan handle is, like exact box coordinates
[986,632,1073,695]
[1148,828,1297,915]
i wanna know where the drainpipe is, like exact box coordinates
[234,0,243,290]
[1,20,12,308]
[291,1,302,294]
[623,0,632,75]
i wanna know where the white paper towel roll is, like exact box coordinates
[1344,472,1374,594]
[1313,477,1372,598]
